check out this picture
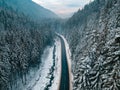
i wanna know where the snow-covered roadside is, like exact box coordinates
[58,34,73,90]
[24,38,61,90]
[10,46,54,90]
[49,38,61,90]
[25,46,54,90]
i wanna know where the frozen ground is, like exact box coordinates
[24,38,61,90]
[13,35,71,90]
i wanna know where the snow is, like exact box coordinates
[13,34,71,90]
[24,37,61,90]
[25,46,54,90]
[32,47,54,90]
[49,38,61,90]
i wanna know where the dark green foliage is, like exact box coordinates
[66,0,105,28]
[63,0,120,90]
[0,0,58,21]
[0,1,55,90]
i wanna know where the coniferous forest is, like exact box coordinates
[0,0,120,90]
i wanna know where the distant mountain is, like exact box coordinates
[1,0,58,20]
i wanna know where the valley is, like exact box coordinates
[0,0,120,90]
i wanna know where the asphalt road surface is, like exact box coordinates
[59,36,70,90]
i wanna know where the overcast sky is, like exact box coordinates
[32,0,93,18]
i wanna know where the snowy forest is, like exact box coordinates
[0,0,120,90]
[0,0,55,89]
[64,0,120,90]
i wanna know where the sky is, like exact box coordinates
[32,0,93,18]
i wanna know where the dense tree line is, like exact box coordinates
[63,0,120,90]
[0,1,55,90]
[0,0,58,21]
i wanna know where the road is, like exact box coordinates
[23,35,70,90]
[59,36,70,90]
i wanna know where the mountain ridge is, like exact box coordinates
[1,0,58,20]
[63,0,120,89]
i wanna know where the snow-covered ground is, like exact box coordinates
[49,38,61,90]
[24,38,61,90]
[13,35,71,90]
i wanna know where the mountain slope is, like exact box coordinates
[0,1,55,90]
[63,0,120,90]
[1,0,58,20]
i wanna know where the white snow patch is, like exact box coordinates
[24,38,62,90]
[25,46,54,90]
[49,38,61,90]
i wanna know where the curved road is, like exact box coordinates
[59,36,70,90]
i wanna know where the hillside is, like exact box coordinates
[0,1,55,90]
[63,0,120,89]
[0,0,120,90]
[0,0,58,20]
